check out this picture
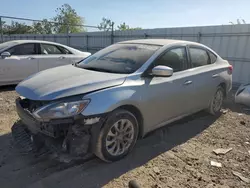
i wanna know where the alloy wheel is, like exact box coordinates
[212,89,224,112]
[105,119,134,156]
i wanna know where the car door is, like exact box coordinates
[187,46,220,110]
[56,45,85,64]
[142,46,197,131]
[37,43,70,71]
[0,43,39,85]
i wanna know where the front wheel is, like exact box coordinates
[94,109,139,162]
[208,86,225,115]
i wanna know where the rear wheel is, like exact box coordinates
[94,109,139,162]
[208,86,224,115]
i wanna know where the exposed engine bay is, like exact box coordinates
[12,97,105,162]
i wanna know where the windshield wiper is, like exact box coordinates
[82,67,128,74]
[82,67,117,73]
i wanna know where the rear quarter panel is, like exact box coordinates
[216,60,232,94]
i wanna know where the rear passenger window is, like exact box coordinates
[209,51,217,63]
[40,44,63,55]
[58,46,72,54]
[190,48,210,67]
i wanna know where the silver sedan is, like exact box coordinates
[14,39,232,162]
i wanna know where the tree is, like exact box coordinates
[117,22,129,30]
[0,4,86,35]
[2,21,33,34]
[53,4,85,33]
[117,22,142,31]
[229,19,247,25]
[98,17,113,31]
[98,18,141,31]
[32,19,53,34]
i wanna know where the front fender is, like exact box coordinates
[81,86,142,116]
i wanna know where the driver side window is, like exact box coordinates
[8,43,36,55]
[154,47,188,72]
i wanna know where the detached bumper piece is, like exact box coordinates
[235,84,250,107]
[13,97,105,161]
[11,121,37,153]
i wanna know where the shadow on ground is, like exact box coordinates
[0,111,217,188]
[0,85,16,93]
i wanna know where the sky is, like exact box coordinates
[0,0,250,30]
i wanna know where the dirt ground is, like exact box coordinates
[0,86,249,188]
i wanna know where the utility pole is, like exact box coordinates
[111,22,114,44]
[0,17,3,43]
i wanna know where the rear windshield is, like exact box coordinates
[77,43,161,74]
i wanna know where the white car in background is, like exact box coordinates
[0,40,91,86]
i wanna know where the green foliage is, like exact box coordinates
[0,4,85,35]
[32,19,53,34]
[98,18,113,31]
[0,4,142,35]
[98,18,141,31]
[53,4,85,33]
[117,22,142,30]
[2,21,33,34]
[117,22,129,30]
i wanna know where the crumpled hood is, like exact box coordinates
[16,65,127,100]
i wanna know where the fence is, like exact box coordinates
[0,15,114,48]
[1,23,250,85]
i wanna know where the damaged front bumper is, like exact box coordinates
[13,97,106,158]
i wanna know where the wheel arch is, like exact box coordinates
[115,105,144,138]
[218,82,227,97]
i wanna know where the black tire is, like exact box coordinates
[94,109,139,162]
[208,86,225,115]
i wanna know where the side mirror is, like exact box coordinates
[151,65,173,77]
[1,51,11,59]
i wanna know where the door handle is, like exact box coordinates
[59,56,66,59]
[27,57,35,60]
[183,80,193,85]
[212,74,219,78]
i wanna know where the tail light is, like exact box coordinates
[228,65,233,75]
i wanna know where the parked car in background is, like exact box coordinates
[13,39,232,162]
[0,40,91,86]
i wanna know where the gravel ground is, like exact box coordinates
[0,85,249,188]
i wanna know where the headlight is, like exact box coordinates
[33,100,90,119]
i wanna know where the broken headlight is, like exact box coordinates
[33,100,90,119]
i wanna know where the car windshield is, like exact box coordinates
[77,43,161,74]
[0,41,18,51]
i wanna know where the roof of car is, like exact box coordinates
[7,39,201,47]
[118,39,201,46]
[4,40,65,45]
